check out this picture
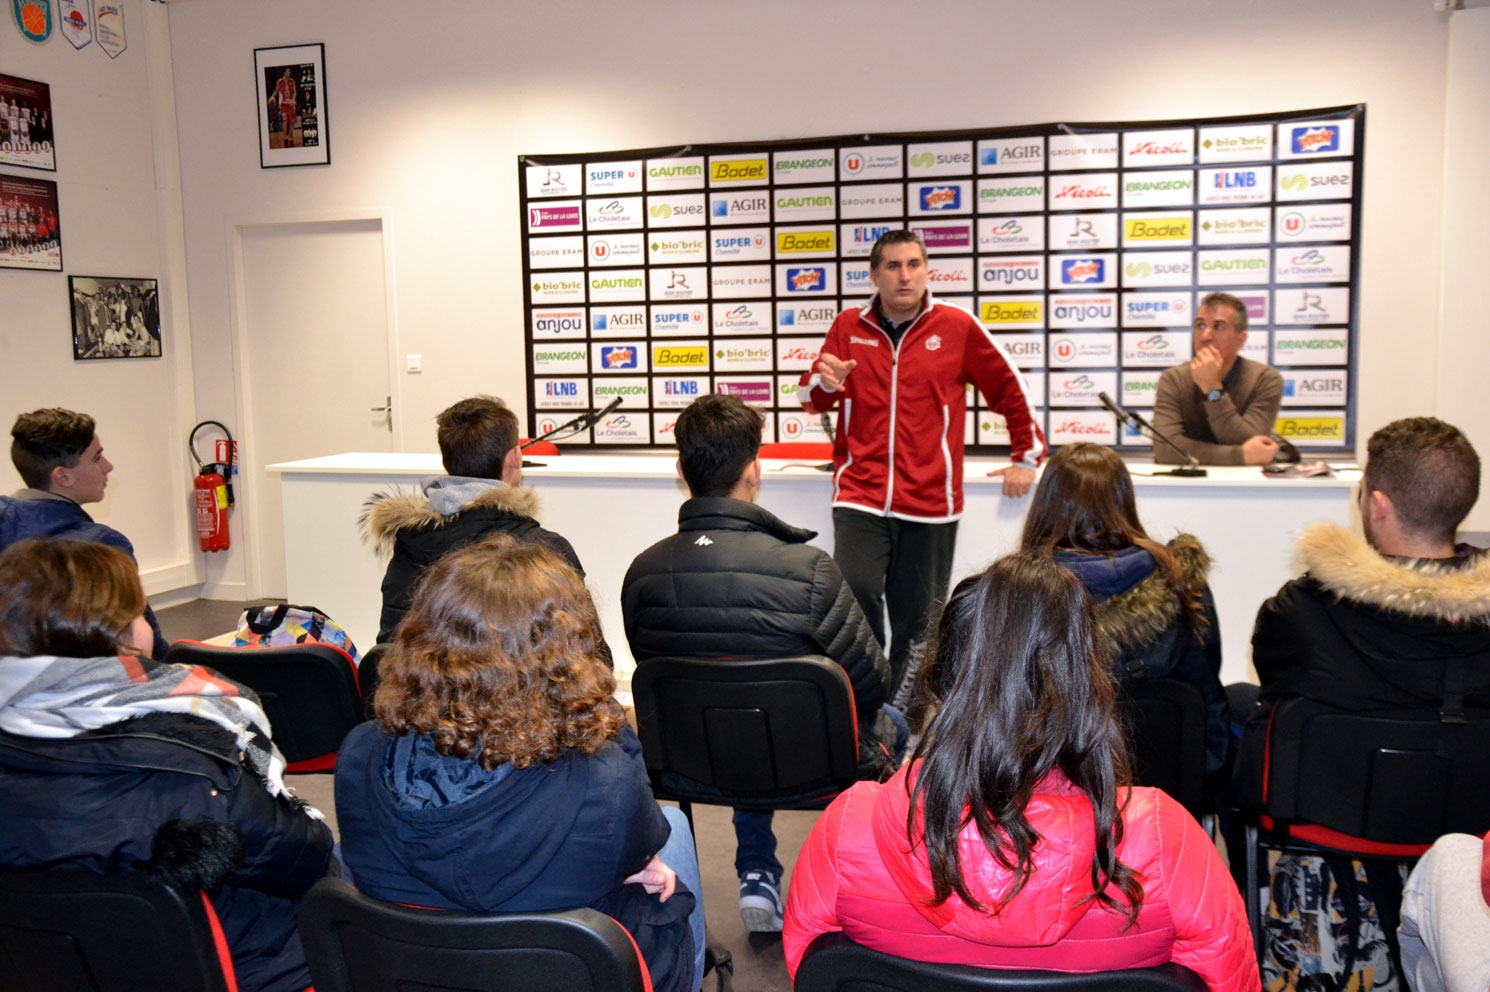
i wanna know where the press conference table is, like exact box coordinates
[269,453,1358,686]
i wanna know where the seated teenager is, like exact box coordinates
[782,553,1256,992]
[335,535,705,992]
[0,539,334,992]
[1020,442,1231,786]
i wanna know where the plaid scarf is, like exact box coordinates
[0,653,311,813]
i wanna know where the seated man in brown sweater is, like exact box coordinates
[1152,291,1284,465]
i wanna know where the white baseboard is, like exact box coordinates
[200,578,250,602]
[141,560,201,599]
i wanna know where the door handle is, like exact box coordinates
[371,396,392,432]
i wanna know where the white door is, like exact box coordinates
[238,218,393,597]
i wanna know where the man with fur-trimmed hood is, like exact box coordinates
[1237,417,1490,987]
[362,396,583,643]
[1246,416,1488,721]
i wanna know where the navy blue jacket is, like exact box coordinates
[1053,536,1231,786]
[0,712,334,992]
[0,492,170,658]
[335,722,695,992]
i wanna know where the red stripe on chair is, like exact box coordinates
[285,752,339,774]
[606,914,654,992]
[1257,815,1432,858]
[199,891,240,992]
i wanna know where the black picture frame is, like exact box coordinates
[69,276,162,360]
[255,43,330,168]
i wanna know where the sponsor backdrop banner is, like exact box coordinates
[520,106,1361,451]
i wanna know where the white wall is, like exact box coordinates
[158,0,1475,593]
[1440,6,1490,533]
[3,0,1474,612]
[0,4,200,600]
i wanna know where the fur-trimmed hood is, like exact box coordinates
[1073,534,1211,660]
[360,481,542,556]
[1296,523,1490,625]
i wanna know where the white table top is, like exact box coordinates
[269,451,1359,488]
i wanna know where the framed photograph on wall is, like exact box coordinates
[0,173,61,270]
[0,72,56,171]
[69,276,162,360]
[254,43,330,168]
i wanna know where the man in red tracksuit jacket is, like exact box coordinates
[798,230,1046,692]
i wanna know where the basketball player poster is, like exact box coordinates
[254,43,330,168]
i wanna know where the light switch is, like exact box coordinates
[406,354,422,373]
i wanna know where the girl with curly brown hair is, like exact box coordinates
[334,534,705,992]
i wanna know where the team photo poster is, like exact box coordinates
[519,106,1361,454]
[0,173,61,270]
[0,72,55,171]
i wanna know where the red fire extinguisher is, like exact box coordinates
[190,421,235,553]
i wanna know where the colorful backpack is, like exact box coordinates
[233,602,361,665]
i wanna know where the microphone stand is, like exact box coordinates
[520,397,623,467]
[1126,409,1207,477]
[1097,391,1206,477]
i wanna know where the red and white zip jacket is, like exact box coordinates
[798,294,1045,522]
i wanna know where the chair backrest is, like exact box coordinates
[1263,697,1490,845]
[794,932,1210,991]
[1114,678,1208,808]
[165,640,363,772]
[758,441,832,460]
[297,877,648,992]
[630,656,860,809]
[0,866,235,992]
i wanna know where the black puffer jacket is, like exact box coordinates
[362,479,583,643]
[621,498,891,724]
[1234,525,1490,807]
[0,712,334,992]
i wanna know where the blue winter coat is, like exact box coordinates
[335,722,696,992]
[0,492,170,658]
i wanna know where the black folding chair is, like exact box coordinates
[630,655,861,832]
[297,877,648,992]
[0,865,235,992]
[795,932,1211,991]
[166,640,363,772]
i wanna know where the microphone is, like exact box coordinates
[1097,391,1136,429]
[1096,392,1206,477]
[581,395,623,429]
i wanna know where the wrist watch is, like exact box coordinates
[1206,387,1223,403]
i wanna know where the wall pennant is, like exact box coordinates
[11,0,53,43]
[58,0,90,49]
[95,0,123,57]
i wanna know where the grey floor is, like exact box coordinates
[155,599,806,992]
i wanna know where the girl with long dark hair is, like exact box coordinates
[1020,442,1231,783]
[783,553,1254,990]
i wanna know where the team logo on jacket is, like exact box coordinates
[925,334,943,351]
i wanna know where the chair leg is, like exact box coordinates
[1200,812,1218,843]
[1245,822,1262,960]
